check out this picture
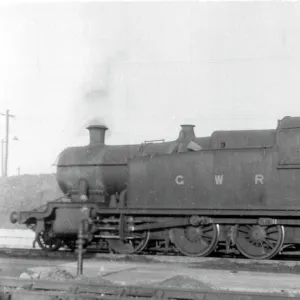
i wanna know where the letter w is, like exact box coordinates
[215,175,224,185]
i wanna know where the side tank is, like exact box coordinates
[127,116,300,210]
[56,123,206,202]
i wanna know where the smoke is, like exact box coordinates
[85,89,109,103]
[85,116,108,127]
[74,50,126,141]
[84,58,111,104]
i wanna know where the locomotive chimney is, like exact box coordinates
[178,124,196,142]
[87,125,108,145]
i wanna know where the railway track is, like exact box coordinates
[1,276,299,300]
[2,245,300,261]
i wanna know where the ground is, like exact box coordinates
[1,254,300,296]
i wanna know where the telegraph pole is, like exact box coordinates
[0,110,15,177]
[1,139,4,177]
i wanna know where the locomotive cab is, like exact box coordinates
[277,116,300,167]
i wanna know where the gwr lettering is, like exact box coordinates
[213,174,264,185]
[255,174,264,184]
[175,175,184,185]
[215,175,223,185]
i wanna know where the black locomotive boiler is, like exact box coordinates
[10,116,300,260]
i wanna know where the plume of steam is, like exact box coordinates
[85,89,109,102]
[84,58,111,103]
[75,50,127,142]
[85,116,108,127]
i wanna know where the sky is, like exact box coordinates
[1,1,300,176]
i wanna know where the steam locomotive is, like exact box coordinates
[10,116,300,260]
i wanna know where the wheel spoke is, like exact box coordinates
[267,227,278,234]
[202,234,213,239]
[202,227,213,233]
[263,239,275,249]
[238,229,249,234]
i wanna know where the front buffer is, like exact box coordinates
[10,201,97,251]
